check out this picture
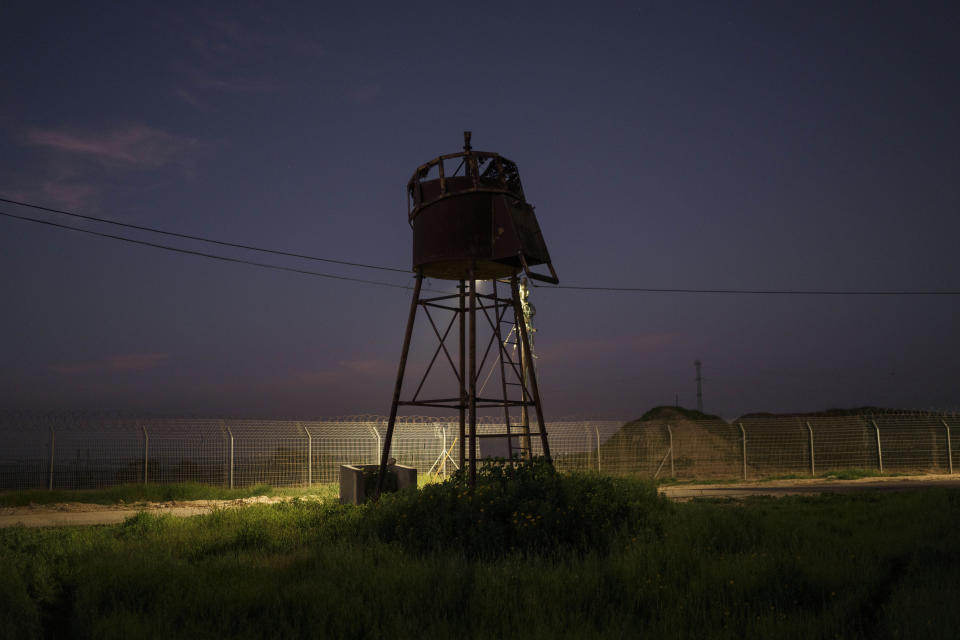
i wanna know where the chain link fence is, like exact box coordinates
[600,413,957,479]
[0,412,955,490]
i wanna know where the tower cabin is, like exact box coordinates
[407,132,559,284]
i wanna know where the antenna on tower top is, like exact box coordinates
[463,131,472,152]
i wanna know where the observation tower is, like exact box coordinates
[377,132,559,493]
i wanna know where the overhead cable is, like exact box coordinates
[0,195,409,273]
[3,196,957,296]
[0,210,417,290]
[532,283,960,296]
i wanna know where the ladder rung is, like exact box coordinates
[471,433,543,438]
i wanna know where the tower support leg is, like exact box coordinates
[493,281,516,461]
[519,300,532,458]
[378,270,552,494]
[458,280,466,471]
[468,268,478,487]
[376,272,423,497]
[510,275,552,462]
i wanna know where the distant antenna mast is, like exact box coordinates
[694,360,703,413]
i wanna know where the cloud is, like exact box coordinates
[282,359,395,387]
[185,68,282,93]
[51,353,171,375]
[349,84,382,103]
[25,124,199,168]
[6,122,202,210]
[39,181,99,209]
[339,359,394,376]
[540,334,677,362]
[202,16,324,59]
[282,370,342,388]
[292,39,325,58]
[0,181,98,211]
[175,88,201,106]
[175,16,322,101]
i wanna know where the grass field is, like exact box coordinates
[655,467,911,486]
[1,462,958,639]
[0,466,906,507]
[0,482,334,507]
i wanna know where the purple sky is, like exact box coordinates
[1,2,958,420]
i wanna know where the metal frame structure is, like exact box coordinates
[376,133,558,496]
[376,270,552,494]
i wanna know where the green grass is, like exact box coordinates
[656,468,913,486]
[819,468,910,481]
[0,482,336,507]
[0,476,457,508]
[1,462,958,639]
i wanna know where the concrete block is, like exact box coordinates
[339,463,418,505]
[393,464,417,490]
[339,465,364,505]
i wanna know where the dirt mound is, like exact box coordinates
[599,407,737,478]
[634,406,722,423]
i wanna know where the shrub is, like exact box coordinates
[360,458,670,558]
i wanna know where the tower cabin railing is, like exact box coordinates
[407,150,525,224]
[406,132,558,285]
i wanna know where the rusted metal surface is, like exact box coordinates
[377,135,558,490]
[408,132,558,284]
[468,265,478,487]
[376,272,423,498]
[378,274,555,488]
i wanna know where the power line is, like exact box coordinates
[3,195,957,296]
[532,283,960,296]
[0,209,417,290]
[0,195,409,273]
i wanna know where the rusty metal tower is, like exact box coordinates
[377,132,559,493]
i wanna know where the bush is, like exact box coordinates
[362,466,398,498]
[360,458,670,558]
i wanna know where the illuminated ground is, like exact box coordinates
[3,475,958,527]
[0,494,326,528]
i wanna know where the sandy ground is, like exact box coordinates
[0,495,326,528]
[659,473,960,500]
[1,475,958,527]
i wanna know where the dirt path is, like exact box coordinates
[0,495,320,528]
[659,473,960,500]
[2,475,958,527]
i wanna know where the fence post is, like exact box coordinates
[871,420,883,473]
[226,426,235,489]
[943,420,953,474]
[806,421,815,476]
[142,424,149,484]
[581,423,591,471]
[738,422,747,480]
[303,424,313,487]
[440,424,447,476]
[48,426,55,491]
[666,424,675,477]
[594,423,601,473]
[370,423,382,465]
